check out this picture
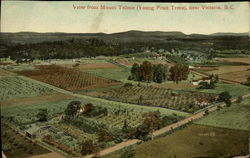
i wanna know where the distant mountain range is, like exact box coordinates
[0,30,249,45]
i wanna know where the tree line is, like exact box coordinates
[129,61,189,83]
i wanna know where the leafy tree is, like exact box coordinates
[217,91,232,102]
[135,124,149,140]
[37,108,48,122]
[140,61,153,82]
[81,139,99,156]
[143,111,162,140]
[130,63,140,81]
[153,64,167,83]
[64,101,81,117]
[198,81,210,89]
[98,128,113,142]
[84,103,94,114]
[161,115,178,127]
[169,64,189,84]
[209,74,219,83]
[122,120,129,134]
[119,147,135,158]
[198,80,216,89]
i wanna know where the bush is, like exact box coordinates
[217,91,232,102]
[119,147,135,158]
[236,96,243,103]
[225,99,231,107]
[81,139,99,156]
[204,110,209,116]
[124,83,133,87]
[2,143,11,151]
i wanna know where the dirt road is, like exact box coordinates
[84,139,141,158]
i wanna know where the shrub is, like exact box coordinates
[119,147,135,158]
[204,110,209,116]
[236,96,243,103]
[225,99,231,107]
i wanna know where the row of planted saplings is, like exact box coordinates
[2,124,37,155]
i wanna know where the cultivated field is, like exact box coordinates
[62,62,118,70]
[203,65,249,75]
[85,85,217,113]
[186,83,250,97]
[1,123,50,158]
[1,95,188,156]
[115,58,134,66]
[83,67,131,82]
[105,124,249,158]
[16,65,121,91]
[196,57,250,83]
[218,70,250,83]
[154,82,198,90]
[195,98,250,131]
[216,57,250,65]
[0,93,73,107]
[0,76,56,101]
[0,68,15,77]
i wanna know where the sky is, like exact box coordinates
[1,1,249,34]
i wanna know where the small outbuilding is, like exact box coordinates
[192,77,211,85]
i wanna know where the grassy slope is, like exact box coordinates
[105,124,249,158]
[184,83,250,97]
[194,98,250,131]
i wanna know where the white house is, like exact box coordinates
[192,77,211,85]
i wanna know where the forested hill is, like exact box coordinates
[0,31,249,59]
[1,31,249,45]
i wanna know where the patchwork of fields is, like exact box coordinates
[16,65,121,91]
[1,55,250,158]
[85,85,217,113]
[197,57,250,83]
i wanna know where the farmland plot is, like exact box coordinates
[1,92,188,156]
[85,85,217,113]
[0,77,56,101]
[1,123,50,158]
[0,68,15,77]
[16,65,121,91]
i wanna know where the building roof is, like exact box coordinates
[25,125,40,135]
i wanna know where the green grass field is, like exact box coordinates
[184,83,250,97]
[83,67,130,82]
[104,124,249,158]
[194,99,250,131]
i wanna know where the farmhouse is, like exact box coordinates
[192,77,211,85]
